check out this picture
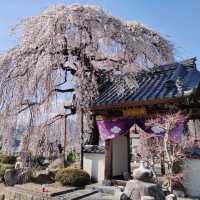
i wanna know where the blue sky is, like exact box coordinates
[0,0,200,67]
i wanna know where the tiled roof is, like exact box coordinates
[83,145,105,154]
[92,58,200,109]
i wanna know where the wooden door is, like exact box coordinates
[112,134,128,177]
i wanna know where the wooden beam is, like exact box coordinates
[88,96,188,112]
[105,139,112,180]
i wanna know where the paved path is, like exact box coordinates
[53,192,200,200]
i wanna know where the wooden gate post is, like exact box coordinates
[105,139,112,179]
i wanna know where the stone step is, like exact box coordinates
[52,189,99,200]
[86,184,120,195]
[80,193,113,200]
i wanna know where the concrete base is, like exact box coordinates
[86,183,121,195]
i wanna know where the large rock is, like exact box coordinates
[32,170,55,184]
[133,165,153,182]
[115,180,165,200]
[166,194,177,200]
[123,180,164,200]
[4,169,18,186]
[114,161,165,200]
[4,168,32,186]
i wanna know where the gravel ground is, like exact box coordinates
[0,183,5,193]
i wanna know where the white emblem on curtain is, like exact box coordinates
[110,126,121,134]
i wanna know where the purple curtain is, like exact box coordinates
[96,118,134,140]
[170,122,185,142]
[135,119,186,143]
[136,119,165,136]
[97,117,186,142]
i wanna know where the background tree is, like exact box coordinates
[0,4,174,156]
[138,112,187,192]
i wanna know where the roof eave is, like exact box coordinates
[88,96,190,112]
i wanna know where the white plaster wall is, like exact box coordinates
[83,153,105,183]
[183,159,200,197]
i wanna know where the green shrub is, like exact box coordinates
[30,155,45,166]
[0,154,17,164]
[172,160,184,174]
[67,150,76,162]
[0,163,14,178]
[55,168,90,186]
